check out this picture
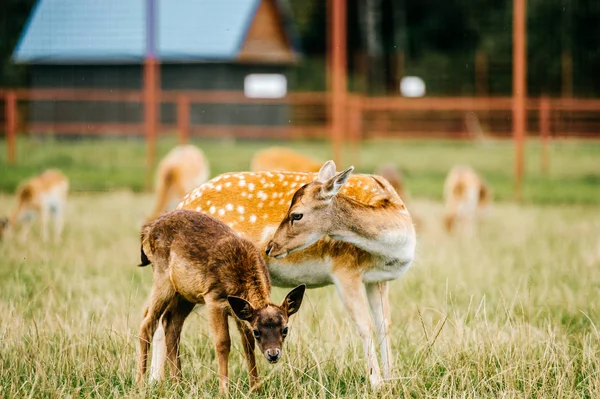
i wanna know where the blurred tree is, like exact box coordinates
[0,0,36,87]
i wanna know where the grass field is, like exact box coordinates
[1,190,599,398]
[0,137,599,204]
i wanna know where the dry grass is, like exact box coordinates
[0,191,599,398]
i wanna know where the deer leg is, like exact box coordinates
[39,205,49,243]
[366,281,393,379]
[207,301,231,393]
[52,205,65,243]
[332,271,382,389]
[137,276,175,384]
[163,296,195,381]
[234,318,259,390]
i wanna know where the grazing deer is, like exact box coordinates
[175,160,416,388]
[443,165,491,234]
[376,164,408,203]
[2,169,69,243]
[147,144,210,222]
[250,146,323,173]
[137,209,305,393]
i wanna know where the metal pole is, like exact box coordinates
[512,0,526,201]
[330,0,347,166]
[6,91,16,164]
[144,0,158,191]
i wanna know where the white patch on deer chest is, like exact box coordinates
[268,258,333,288]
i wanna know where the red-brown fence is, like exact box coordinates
[2,88,600,167]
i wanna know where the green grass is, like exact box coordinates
[0,136,598,204]
[0,192,599,397]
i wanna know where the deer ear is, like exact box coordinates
[321,166,354,198]
[281,284,306,317]
[317,161,337,183]
[228,296,255,321]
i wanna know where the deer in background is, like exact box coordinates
[174,160,416,388]
[138,209,305,392]
[1,169,69,243]
[147,144,210,222]
[443,165,491,234]
[250,146,323,173]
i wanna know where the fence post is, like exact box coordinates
[144,58,158,191]
[539,95,550,174]
[349,95,362,166]
[512,0,527,201]
[5,91,17,164]
[177,95,190,144]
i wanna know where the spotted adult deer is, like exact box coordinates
[138,209,305,392]
[1,169,69,242]
[443,165,491,233]
[147,144,210,222]
[250,146,323,173]
[175,160,416,388]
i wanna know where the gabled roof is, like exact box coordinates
[13,0,300,64]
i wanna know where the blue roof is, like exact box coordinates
[14,0,298,63]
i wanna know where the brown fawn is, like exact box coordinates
[138,209,305,392]
[175,160,416,388]
[147,144,210,221]
[443,165,491,233]
[250,146,323,173]
[1,169,69,242]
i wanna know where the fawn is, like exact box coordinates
[1,169,69,242]
[137,209,305,392]
[177,160,416,388]
[147,145,210,221]
[443,165,491,234]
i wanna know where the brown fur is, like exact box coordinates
[3,169,69,243]
[178,161,416,388]
[148,145,210,222]
[250,147,323,173]
[137,210,305,392]
[443,165,492,233]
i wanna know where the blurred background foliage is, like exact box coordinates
[2,0,599,96]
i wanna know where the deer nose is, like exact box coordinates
[266,348,281,363]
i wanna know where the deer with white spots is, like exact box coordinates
[172,160,416,389]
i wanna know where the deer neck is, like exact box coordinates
[326,195,413,261]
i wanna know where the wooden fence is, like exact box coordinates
[2,88,600,167]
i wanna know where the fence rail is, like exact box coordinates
[2,88,600,166]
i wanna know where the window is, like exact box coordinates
[244,74,287,99]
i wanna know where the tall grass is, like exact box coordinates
[1,192,598,397]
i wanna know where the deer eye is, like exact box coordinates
[253,330,261,339]
[282,326,289,336]
[291,213,303,222]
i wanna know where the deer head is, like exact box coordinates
[228,284,306,363]
[265,161,353,259]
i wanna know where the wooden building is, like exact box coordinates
[13,0,300,134]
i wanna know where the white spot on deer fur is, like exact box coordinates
[218,209,225,216]
[209,206,216,214]
[237,206,245,214]
[260,178,266,184]
[295,176,300,181]
[223,175,230,179]
[213,176,222,182]
[239,215,245,222]
[248,183,255,191]
[263,214,268,219]
[250,215,257,223]
[225,182,232,188]
[226,204,233,211]
[195,206,202,212]
[287,189,295,195]
[248,194,253,199]
[239,180,246,187]
[272,192,278,199]
[278,199,285,205]
[283,181,288,186]
[206,200,211,205]
[241,192,247,197]
[269,201,274,207]
[363,185,370,190]
[258,203,264,209]
[266,172,274,177]
[216,185,222,191]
